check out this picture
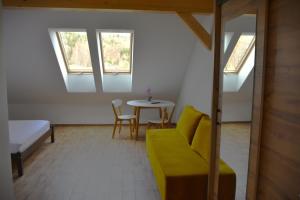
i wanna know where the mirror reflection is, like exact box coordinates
[221,14,256,199]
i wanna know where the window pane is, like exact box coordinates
[58,32,93,73]
[101,32,132,73]
[224,34,255,73]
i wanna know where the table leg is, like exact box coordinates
[161,107,165,128]
[135,107,141,140]
[133,107,137,132]
[159,107,162,118]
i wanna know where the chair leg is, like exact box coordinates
[112,119,118,138]
[134,118,137,134]
[158,107,162,118]
[132,119,135,131]
[132,108,137,132]
[147,122,151,129]
[135,107,141,140]
[133,118,137,131]
[161,108,165,129]
[129,120,133,139]
[119,121,122,133]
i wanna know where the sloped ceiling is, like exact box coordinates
[3,9,196,104]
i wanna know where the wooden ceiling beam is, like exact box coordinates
[2,0,213,13]
[177,12,212,50]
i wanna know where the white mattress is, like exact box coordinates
[9,120,50,154]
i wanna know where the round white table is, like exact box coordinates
[127,100,175,140]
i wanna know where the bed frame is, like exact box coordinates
[11,125,55,177]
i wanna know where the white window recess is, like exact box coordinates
[49,28,96,93]
[222,32,255,92]
[96,30,134,93]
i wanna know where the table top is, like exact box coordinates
[127,99,175,108]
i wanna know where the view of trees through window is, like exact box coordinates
[100,32,132,73]
[224,34,255,73]
[58,31,93,73]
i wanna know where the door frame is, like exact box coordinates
[209,0,269,199]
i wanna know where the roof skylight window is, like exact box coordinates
[98,31,133,74]
[57,31,93,74]
[224,34,255,73]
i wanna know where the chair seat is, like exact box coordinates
[118,114,136,120]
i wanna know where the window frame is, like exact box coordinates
[98,30,134,74]
[56,31,93,74]
[224,34,256,74]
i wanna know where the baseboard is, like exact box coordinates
[53,123,177,127]
[221,121,251,124]
[53,123,149,127]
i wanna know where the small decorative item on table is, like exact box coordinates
[146,88,152,102]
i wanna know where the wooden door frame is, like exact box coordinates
[209,0,269,199]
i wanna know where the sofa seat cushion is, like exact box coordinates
[146,128,209,200]
[147,129,209,176]
[146,128,236,200]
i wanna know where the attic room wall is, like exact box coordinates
[0,2,15,199]
[222,71,254,122]
[175,39,214,119]
[175,15,214,119]
[175,15,255,122]
[3,9,196,124]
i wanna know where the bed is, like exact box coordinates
[9,120,54,177]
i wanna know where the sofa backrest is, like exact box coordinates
[176,105,204,144]
[191,115,211,161]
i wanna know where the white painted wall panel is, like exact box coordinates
[9,103,164,125]
[175,40,214,119]
[0,2,15,198]
[222,71,254,122]
[3,9,195,123]
[175,15,255,122]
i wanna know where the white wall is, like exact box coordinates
[175,40,214,119]
[222,47,255,121]
[174,16,214,120]
[222,71,254,122]
[0,2,15,199]
[3,9,196,124]
[175,15,255,122]
[8,102,164,124]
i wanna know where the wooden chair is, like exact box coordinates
[112,99,136,139]
[147,104,175,129]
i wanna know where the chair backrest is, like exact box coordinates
[112,99,123,118]
[163,104,176,124]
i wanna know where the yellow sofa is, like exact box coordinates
[146,106,236,200]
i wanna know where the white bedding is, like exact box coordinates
[9,120,50,154]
